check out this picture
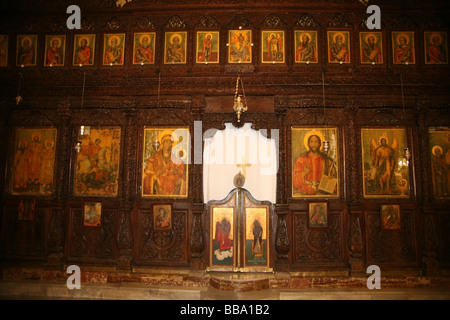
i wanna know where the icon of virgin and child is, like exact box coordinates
[293,131,337,196]
[142,131,187,197]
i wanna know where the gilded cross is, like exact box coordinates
[236,157,251,177]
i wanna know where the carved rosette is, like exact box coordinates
[294,214,342,263]
[70,209,115,259]
[141,212,186,262]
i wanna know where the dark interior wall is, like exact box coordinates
[0,0,449,274]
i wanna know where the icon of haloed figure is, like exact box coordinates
[84,203,100,226]
[383,206,400,230]
[310,205,327,227]
[155,207,170,229]
[143,134,186,196]
[214,218,233,261]
[293,134,336,195]
[252,220,264,257]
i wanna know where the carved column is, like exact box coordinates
[345,100,365,274]
[422,208,440,276]
[47,209,65,266]
[274,99,290,271]
[55,99,72,200]
[348,208,365,275]
[122,101,137,203]
[190,95,206,269]
[116,101,137,271]
[117,210,133,270]
[46,100,71,266]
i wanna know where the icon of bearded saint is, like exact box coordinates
[369,136,399,195]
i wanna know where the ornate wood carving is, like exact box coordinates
[261,14,286,29]
[1,0,450,275]
[389,14,417,29]
[228,14,253,28]
[117,211,133,269]
[103,17,125,31]
[275,204,290,270]
[47,208,65,266]
[294,14,320,28]
[366,211,417,265]
[327,13,353,28]
[422,207,440,275]
[132,16,157,29]
[293,213,343,264]
[348,210,365,273]
[69,209,116,260]
[190,204,205,262]
[196,14,220,28]
[164,15,187,29]
[136,209,188,265]
[123,102,137,203]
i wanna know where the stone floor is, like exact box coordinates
[1,266,449,300]
[1,279,449,300]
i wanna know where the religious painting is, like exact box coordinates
[44,35,66,67]
[10,128,57,195]
[74,127,121,197]
[142,127,189,198]
[18,199,35,221]
[360,32,383,64]
[211,206,234,268]
[308,202,328,228]
[16,35,37,67]
[327,31,351,63]
[164,32,187,64]
[294,30,318,64]
[261,30,285,64]
[196,31,219,64]
[380,204,401,231]
[73,34,95,66]
[83,201,102,227]
[392,31,415,65]
[428,127,450,198]
[0,35,8,67]
[424,31,448,65]
[153,204,172,231]
[103,33,125,66]
[228,29,252,64]
[292,128,339,198]
[361,128,410,198]
[244,206,269,268]
[133,32,155,65]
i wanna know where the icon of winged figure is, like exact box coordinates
[370,136,398,194]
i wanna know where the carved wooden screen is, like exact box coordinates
[207,187,272,272]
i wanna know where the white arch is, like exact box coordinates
[203,123,278,203]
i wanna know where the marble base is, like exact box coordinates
[1,266,450,300]
[209,273,271,292]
